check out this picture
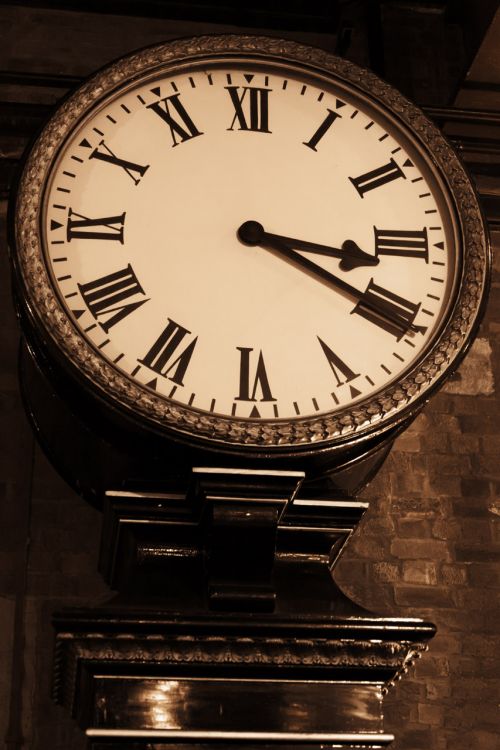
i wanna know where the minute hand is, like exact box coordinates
[244,230,421,338]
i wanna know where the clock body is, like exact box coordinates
[11,35,489,483]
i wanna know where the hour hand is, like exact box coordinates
[237,221,379,270]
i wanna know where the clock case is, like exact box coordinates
[9,35,490,499]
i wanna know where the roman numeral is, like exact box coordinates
[89,140,150,185]
[352,279,427,339]
[349,158,406,197]
[235,347,276,402]
[139,319,197,386]
[147,93,203,146]
[226,86,271,133]
[374,227,429,261]
[303,109,341,151]
[78,264,148,333]
[67,209,125,242]
[317,337,360,388]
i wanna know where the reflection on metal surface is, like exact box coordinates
[92,676,384,735]
[87,729,395,742]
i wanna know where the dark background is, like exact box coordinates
[1,2,500,748]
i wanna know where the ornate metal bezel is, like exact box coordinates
[13,35,489,452]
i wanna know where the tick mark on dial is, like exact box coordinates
[71,156,83,163]
[419,192,431,198]
[171,81,179,92]
[188,392,196,405]
[411,177,423,183]
[52,204,66,210]
[365,375,375,386]
[84,323,97,332]
[93,127,104,136]
[56,187,70,194]
[422,308,434,316]
[431,277,444,283]
[364,120,374,130]
[131,364,141,377]
[231,403,237,416]
[56,274,71,281]
[312,397,320,411]
[391,147,401,154]
[427,293,440,301]
[137,94,146,104]
[293,401,301,415]
[51,240,64,245]
[273,404,279,417]
[393,352,404,362]
[121,104,131,113]
[98,339,110,349]
[64,292,77,299]
[113,353,124,364]
[425,209,437,214]
[169,385,178,398]
[207,74,213,85]
[282,80,288,90]
[52,257,67,262]
[404,338,416,348]
[379,133,389,142]
[189,76,196,88]
[226,73,232,84]
[63,171,76,178]
[317,91,324,101]
[106,115,116,124]
[429,227,442,231]
[331,392,339,405]
[300,85,307,95]
[381,364,391,374]
[210,398,216,412]
[350,110,358,119]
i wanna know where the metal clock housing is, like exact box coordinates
[12,35,489,458]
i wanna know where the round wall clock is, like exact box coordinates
[11,35,489,466]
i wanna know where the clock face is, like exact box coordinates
[15,37,488,450]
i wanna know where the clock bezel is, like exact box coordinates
[12,34,490,454]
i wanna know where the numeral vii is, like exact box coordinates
[235,347,276,402]
[350,158,406,197]
[67,209,125,243]
[147,93,203,147]
[78,264,148,333]
[374,227,429,262]
[226,86,271,133]
[139,319,198,386]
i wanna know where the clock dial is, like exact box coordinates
[15,37,488,449]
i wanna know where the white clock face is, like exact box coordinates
[40,54,459,424]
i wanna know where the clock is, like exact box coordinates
[11,34,489,469]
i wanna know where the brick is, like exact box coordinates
[398,518,432,538]
[402,560,438,585]
[440,564,468,585]
[417,702,444,726]
[373,561,400,582]
[460,477,491,498]
[394,584,456,609]
[391,538,451,561]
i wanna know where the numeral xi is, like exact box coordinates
[147,93,203,147]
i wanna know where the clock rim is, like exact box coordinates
[11,33,490,454]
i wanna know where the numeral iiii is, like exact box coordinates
[352,279,426,339]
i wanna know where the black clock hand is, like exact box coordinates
[237,221,421,338]
[238,220,378,270]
